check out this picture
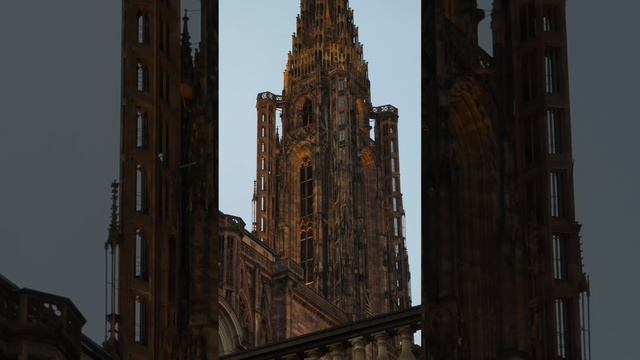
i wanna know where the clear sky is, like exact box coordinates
[0,1,638,358]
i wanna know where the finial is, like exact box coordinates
[182,9,191,43]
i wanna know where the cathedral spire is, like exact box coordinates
[181,9,194,80]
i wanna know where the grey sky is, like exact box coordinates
[0,1,637,358]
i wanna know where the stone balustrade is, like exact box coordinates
[0,275,86,359]
[221,306,421,360]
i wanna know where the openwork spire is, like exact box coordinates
[285,0,368,89]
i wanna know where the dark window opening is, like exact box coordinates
[555,299,570,359]
[521,51,537,102]
[547,109,562,154]
[302,100,313,126]
[545,48,562,94]
[135,165,147,213]
[137,63,149,93]
[136,109,147,148]
[134,296,148,345]
[137,12,150,45]
[543,6,561,33]
[135,229,148,280]
[550,171,564,218]
[519,3,536,42]
[524,116,541,164]
[300,158,313,219]
[553,235,568,280]
[300,227,314,284]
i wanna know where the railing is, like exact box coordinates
[222,306,422,360]
[372,105,399,115]
[257,91,285,104]
[0,282,86,359]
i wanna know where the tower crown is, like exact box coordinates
[285,0,368,97]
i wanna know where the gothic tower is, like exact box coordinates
[424,0,589,359]
[493,1,588,358]
[106,0,219,359]
[111,0,184,358]
[253,0,411,321]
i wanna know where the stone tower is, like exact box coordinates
[106,0,219,359]
[424,0,589,359]
[253,0,411,320]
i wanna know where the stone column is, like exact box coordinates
[305,348,323,360]
[397,326,417,360]
[328,343,346,360]
[373,332,390,360]
[349,336,367,360]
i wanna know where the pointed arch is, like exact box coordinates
[218,296,246,355]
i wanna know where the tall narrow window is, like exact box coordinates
[300,159,313,219]
[545,48,561,94]
[160,70,169,102]
[338,78,346,91]
[302,100,313,126]
[135,165,146,213]
[137,13,149,44]
[136,109,147,148]
[338,112,346,125]
[519,3,536,42]
[261,158,265,170]
[261,176,265,191]
[159,20,169,55]
[300,227,314,284]
[168,236,176,301]
[261,142,265,153]
[391,158,396,172]
[137,63,148,92]
[261,113,265,122]
[134,296,148,345]
[524,116,540,164]
[135,229,147,280]
[547,109,562,154]
[543,6,560,33]
[522,51,537,102]
[339,130,345,142]
[393,218,399,237]
[550,171,563,218]
[402,215,406,238]
[553,235,568,280]
[390,140,395,153]
[391,177,397,192]
[260,218,265,232]
[261,196,265,212]
[338,96,346,109]
[261,127,265,138]
[392,197,397,212]
[555,299,569,359]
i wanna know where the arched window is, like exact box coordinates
[300,227,314,284]
[302,100,313,126]
[137,63,149,92]
[136,165,146,213]
[137,12,149,44]
[135,229,147,280]
[300,159,313,219]
[136,109,147,148]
